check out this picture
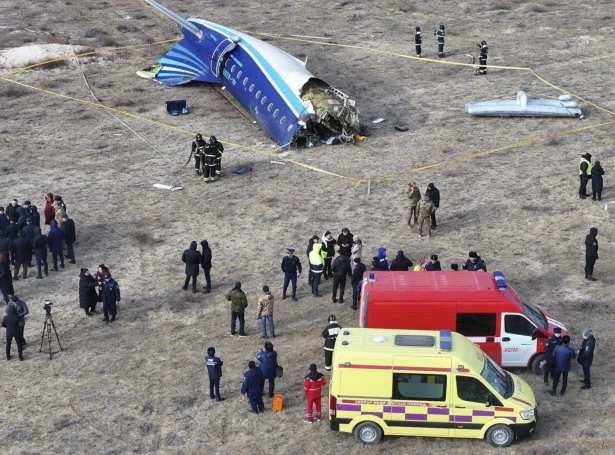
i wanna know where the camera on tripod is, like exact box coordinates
[43,300,53,313]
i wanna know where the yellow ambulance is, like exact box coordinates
[328,329,537,448]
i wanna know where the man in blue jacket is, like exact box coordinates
[13,231,31,280]
[256,341,279,398]
[543,327,562,385]
[281,248,301,302]
[579,328,596,390]
[47,220,64,271]
[205,346,225,402]
[33,231,49,279]
[550,335,576,396]
[241,360,265,413]
[62,214,76,264]
[102,273,121,322]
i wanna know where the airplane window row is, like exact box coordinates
[225,58,293,131]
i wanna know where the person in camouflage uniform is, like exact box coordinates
[406,182,421,227]
[417,194,435,238]
[226,281,248,336]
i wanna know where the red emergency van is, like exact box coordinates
[359,271,566,374]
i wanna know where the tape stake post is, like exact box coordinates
[368,179,371,195]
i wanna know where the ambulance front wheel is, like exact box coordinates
[486,424,514,448]
[531,353,546,375]
[354,421,383,444]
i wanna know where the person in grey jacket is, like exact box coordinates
[7,295,28,346]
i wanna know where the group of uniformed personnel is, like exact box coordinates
[191,134,225,183]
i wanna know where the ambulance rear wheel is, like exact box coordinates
[531,353,546,375]
[487,424,514,448]
[354,422,382,444]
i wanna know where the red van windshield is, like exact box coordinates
[523,301,548,330]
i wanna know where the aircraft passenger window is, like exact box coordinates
[249,84,255,92]
[456,376,501,405]
[225,59,230,67]
[280,116,286,124]
[456,313,496,337]
[504,315,535,337]
[273,109,279,118]
[287,124,294,132]
[231,65,236,73]
[261,96,267,105]
[393,373,447,401]
[236,71,242,79]
[243,77,248,86]
[267,103,274,112]
[256,91,261,99]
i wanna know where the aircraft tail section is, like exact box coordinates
[154,38,220,86]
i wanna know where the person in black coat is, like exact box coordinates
[47,220,64,271]
[241,360,265,413]
[425,183,440,229]
[321,232,335,280]
[337,228,353,257]
[585,227,599,281]
[79,268,99,316]
[13,231,31,280]
[281,248,302,301]
[462,251,487,272]
[63,214,76,264]
[370,256,386,271]
[351,258,366,310]
[579,328,596,389]
[33,232,49,279]
[331,250,351,304]
[0,231,9,262]
[205,346,225,401]
[591,161,605,201]
[2,304,24,360]
[0,208,8,233]
[5,199,20,222]
[424,254,442,271]
[0,254,14,304]
[390,250,413,271]
[200,240,212,293]
[182,241,201,293]
[5,218,20,264]
[29,205,41,228]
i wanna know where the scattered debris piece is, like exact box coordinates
[153,183,183,191]
[355,135,367,141]
[372,118,385,124]
[232,166,253,174]
[290,34,332,40]
[395,126,409,132]
[165,99,189,116]
[270,160,286,165]
[279,151,290,157]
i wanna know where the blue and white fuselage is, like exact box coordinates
[145,1,359,149]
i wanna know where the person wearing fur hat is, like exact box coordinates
[424,254,441,271]
[303,364,326,423]
[205,346,225,401]
[579,153,592,199]
[463,251,487,272]
[578,328,596,390]
[257,286,275,338]
[241,360,265,413]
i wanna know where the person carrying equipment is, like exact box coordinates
[191,134,207,175]
[433,25,445,58]
[477,41,488,74]
[210,136,225,177]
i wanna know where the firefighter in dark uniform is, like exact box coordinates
[415,27,422,57]
[202,141,220,183]
[543,327,562,384]
[434,25,445,58]
[322,314,341,371]
[210,136,225,177]
[477,40,488,74]
[192,134,207,175]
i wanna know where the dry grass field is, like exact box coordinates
[1,0,615,453]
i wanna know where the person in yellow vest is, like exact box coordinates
[579,153,593,199]
[309,243,325,297]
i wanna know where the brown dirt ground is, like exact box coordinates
[1,0,615,453]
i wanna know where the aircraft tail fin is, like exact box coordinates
[154,38,220,86]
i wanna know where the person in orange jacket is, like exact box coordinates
[303,363,327,423]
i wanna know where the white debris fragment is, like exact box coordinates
[372,118,386,124]
[153,183,183,191]
[279,151,290,157]
[270,160,286,165]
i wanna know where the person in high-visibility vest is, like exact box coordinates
[309,243,325,297]
[579,153,593,199]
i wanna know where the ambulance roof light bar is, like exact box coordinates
[439,330,453,351]
[493,271,507,289]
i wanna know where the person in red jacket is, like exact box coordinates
[303,363,327,423]
[43,193,55,225]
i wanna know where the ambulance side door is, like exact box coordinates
[500,313,537,367]
[390,359,452,437]
[452,374,504,439]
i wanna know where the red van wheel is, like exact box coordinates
[531,353,546,375]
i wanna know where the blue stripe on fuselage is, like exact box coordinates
[205,23,306,116]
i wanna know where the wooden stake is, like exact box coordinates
[368,179,371,195]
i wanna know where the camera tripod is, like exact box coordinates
[39,311,62,360]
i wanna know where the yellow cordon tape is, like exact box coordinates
[1,34,613,185]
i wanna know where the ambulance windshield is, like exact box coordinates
[523,301,548,330]
[481,355,513,399]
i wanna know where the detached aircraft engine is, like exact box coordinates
[140,0,360,149]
